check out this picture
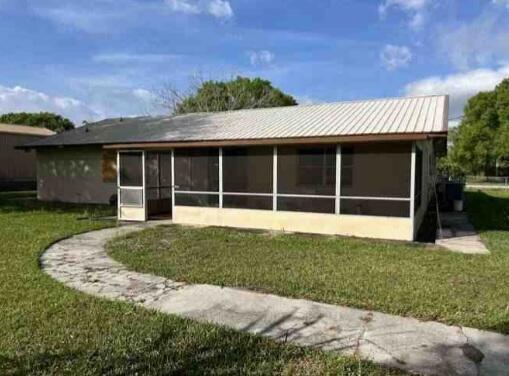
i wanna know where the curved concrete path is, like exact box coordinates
[41,223,509,376]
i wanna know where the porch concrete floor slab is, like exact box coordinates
[40,223,509,376]
[436,212,490,254]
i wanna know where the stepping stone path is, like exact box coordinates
[41,223,509,376]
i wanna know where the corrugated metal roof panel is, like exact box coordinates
[0,123,55,136]
[24,95,448,148]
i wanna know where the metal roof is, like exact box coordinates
[25,95,448,148]
[0,123,55,137]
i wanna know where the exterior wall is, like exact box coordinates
[0,133,44,188]
[37,146,116,204]
[413,140,435,237]
[173,206,414,241]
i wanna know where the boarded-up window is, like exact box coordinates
[102,150,117,183]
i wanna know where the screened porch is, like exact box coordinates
[116,141,426,240]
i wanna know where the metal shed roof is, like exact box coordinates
[0,123,55,137]
[25,95,448,148]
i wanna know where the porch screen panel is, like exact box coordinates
[223,195,272,210]
[222,146,273,210]
[278,196,335,214]
[340,199,410,217]
[174,148,219,207]
[175,193,219,207]
[277,145,335,213]
[120,189,143,206]
[340,142,412,217]
[119,152,143,187]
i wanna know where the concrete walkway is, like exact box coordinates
[41,224,509,376]
[436,212,490,254]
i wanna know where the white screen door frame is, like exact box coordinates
[117,150,147,221]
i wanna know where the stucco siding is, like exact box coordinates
[37,146,116,204]
[0,133,42,181]
[173,206,414,241]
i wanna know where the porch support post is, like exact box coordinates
[142,150,147,221]
[116,151,120,220]
[410,142,416,239]
[171,148,175,216]
[273,146,277,211]
[335,145,341,214]
[219,147,223,208]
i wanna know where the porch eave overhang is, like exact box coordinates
[103,131,448,150]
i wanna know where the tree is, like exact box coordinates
[447,77,509,176]
[158,76,297,115]
[0,112,75,133]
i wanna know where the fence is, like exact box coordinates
[466,176,509,186]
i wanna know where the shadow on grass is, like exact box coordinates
[0,191,114,218]
[0,315,375,375]
[465,190,509,232]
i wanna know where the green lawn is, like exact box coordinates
[108,190,509,334]
[0,191,396,375]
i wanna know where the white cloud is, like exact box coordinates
[492,0,509,9]
[208,0,232,19]
[132,88,157,102]
[0,84,99,125]
[92,53,179,64]
[248,50,275,66]
[380,45,412,71]
[165,0,233,19]
[32,0,232,33]
[437,11,509,70]
[404,65,509,119]
[295,95,320,105]
[165,0,200,14]
[31,1,148,33]
[379,0,432,30]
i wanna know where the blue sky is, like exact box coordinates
[0,0,508,125]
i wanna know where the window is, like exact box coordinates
[278,145,336,195]
[296,148,335,187]
[277,145,336,214]
[102,150,117,183]
[174,148,219,192]
[119,152,143,187]
[340,143,412,218]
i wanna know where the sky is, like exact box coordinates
[0,0,509,126]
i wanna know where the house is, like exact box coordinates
[24,95,449,241]
[0,123,55,191]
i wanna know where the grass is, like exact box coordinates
[0,191,397,375]
[108,190,509,334]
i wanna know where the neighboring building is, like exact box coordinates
[0,123,54,191]
[24,95,448,241]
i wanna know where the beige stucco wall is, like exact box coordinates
[173,206,414,241]
[0,133,45,181]
[37,146,116,204]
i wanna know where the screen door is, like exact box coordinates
[117,151,146,221]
